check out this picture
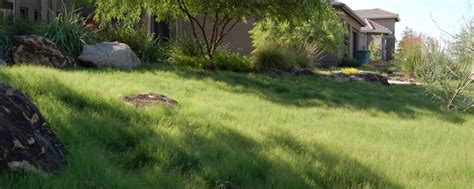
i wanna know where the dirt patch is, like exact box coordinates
[124,93,178,107]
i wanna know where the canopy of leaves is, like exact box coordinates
[250,3,345,54]
[94,0,331,26]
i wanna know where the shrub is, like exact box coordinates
[44,8,94,57]
[168,37,211,69]
[96,27,166,63]
[252,46,291,71]
[413,20,473,112]
[339,58,363,67]
[214,52,252,72]
[251,40,320,71]
[368,35,383,61]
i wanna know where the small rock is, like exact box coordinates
[124,93,178,107]
[331,73,351,82]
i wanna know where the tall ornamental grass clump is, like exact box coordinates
[44,8,95,57]
[250,19,330,71]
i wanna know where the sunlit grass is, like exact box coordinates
[0,64,472,188]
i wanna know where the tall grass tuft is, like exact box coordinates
[44,8,94,57]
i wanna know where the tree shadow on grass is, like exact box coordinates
[0,71,402,188]
[133,65,467,124]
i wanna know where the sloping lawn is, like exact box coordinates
[0,65,473,188]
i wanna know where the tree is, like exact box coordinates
[93,0,335,60]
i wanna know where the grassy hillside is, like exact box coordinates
[0,65,472,188]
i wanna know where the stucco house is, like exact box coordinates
[0,0,67,22]
[321,2,366,65]
[355,8,400,61]
[2,1,398,66]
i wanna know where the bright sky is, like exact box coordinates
[338,0,473,40]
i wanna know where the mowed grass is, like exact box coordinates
[0,64,473,188]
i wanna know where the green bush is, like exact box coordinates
[96,27,166,63]
[252,46,291,71]
[45,11,95,57]
[214,52,252,72]
[339,58,363,68]
[0,20,48,60]
[168,37,210,69]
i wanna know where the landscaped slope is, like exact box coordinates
[0,65,472,188]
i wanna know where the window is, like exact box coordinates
[20,7,28,20]
[34,9,39,21]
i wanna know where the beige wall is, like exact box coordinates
[173,18,256,55]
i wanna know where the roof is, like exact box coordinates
[332,2,367,26]
[361,19,392,34]
[354,8,400,22]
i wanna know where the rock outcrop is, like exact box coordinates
[78,42,141,70]
[0,81,65,173]
[11,35,78,68]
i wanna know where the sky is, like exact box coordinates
[338,0,473,40]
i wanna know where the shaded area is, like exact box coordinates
[0,70,401,188]
[133,64,467,123]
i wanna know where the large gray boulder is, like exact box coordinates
[0,81,65,173]
[11,35,78,68]
[78,42,141,70]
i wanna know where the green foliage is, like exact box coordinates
[414,19,473,112]
[96,27,167,63]
[168,37,251,71]
[0,8,91,58]
[252,45,292,71]
[168,37,211,69]
[252,39,318,71]
[368,35,383,61]
[94,0,336,60]
[44,10,95,57]
[339,58,363,68]
[250,8,345,55]
[214,52,252,72]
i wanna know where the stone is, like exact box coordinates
[0,81,65,173]
[78,42,141,70]
[289,67,316,76]
[124,93,178,107]
[11,35,78,68]
[330,73,351,82]
[330,73,389,85]
[355,73,390,86]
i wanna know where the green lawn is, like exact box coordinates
[0,65,473,188]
